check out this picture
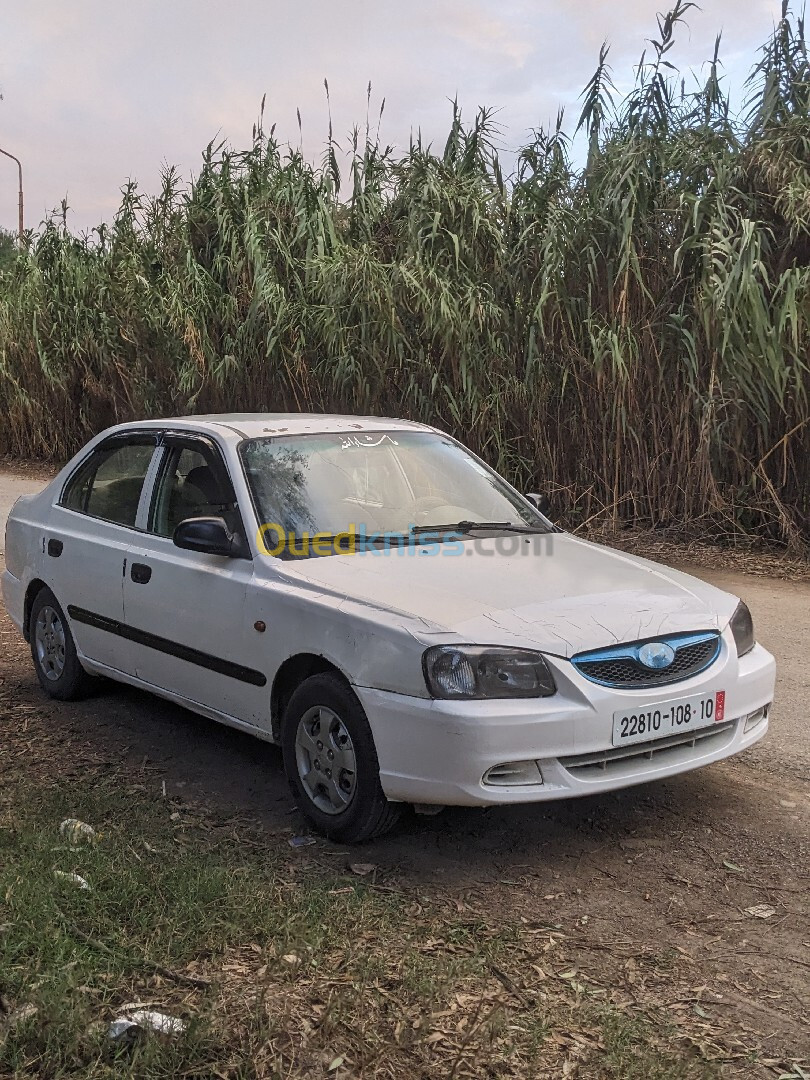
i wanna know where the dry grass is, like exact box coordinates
[586,527,810,581]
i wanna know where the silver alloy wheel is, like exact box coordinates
[34,605,66,682]
[294,705,357,815]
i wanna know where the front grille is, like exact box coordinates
[560,719,736,777]
[572,632,720,689]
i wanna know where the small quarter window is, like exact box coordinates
[62,439,157,528]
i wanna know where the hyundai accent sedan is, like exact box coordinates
[2,414,775,841]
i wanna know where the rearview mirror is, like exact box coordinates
[173,516,237,557]
[526,492,551,517]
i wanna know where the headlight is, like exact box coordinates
[423,645,557,700]
[730,601,755,657]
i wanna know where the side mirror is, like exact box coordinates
[173,516,237,557]
[526,492,552,518]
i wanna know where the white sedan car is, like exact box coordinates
[3,414,775,841]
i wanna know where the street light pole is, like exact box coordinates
[0,145,24,242]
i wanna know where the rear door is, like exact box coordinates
[122,433,270,726]
[45,432,160,672]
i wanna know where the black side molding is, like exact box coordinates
[66,606,267,687]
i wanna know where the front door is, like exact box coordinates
[122,435,270,726]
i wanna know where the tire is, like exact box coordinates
[281,672,401,843]
[29,587,92,701]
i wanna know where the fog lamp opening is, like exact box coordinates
[483,760,544,787]
[744,705,769,733]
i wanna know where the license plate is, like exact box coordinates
[612,690,726,747]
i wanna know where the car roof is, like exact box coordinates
[111,413,437,441]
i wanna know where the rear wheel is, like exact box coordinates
[29,587,92,701]
[281,673,401,843]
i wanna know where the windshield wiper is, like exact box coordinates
[274,522,547,557]
[409,520,545,536]
[279,531,412,555]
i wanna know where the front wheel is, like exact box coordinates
[281,673,401,843]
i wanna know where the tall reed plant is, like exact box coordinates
[1,3,808,545]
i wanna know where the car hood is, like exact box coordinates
[276,534,738,658]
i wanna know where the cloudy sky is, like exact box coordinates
[0,0,782,233]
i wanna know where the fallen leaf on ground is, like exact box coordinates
[745,904,777,919]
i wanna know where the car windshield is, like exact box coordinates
[240,430,549,555]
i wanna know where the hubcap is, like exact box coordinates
[294,706,357,816]
[34,606,66,682]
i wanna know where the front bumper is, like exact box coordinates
[355,633,775,806]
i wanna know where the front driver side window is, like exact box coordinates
[62,440,156,528]
[150,446,233,538]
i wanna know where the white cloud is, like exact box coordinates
[0,0,788,232]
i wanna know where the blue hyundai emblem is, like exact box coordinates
[638,642,676,669]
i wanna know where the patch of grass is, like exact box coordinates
[0,778,399,1077]
[597,1008,722,1080]
[0,771,734,1077]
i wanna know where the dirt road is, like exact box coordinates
[0,472,45,552]
[1,470,808,1071]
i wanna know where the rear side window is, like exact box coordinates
[62,439,157,528]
